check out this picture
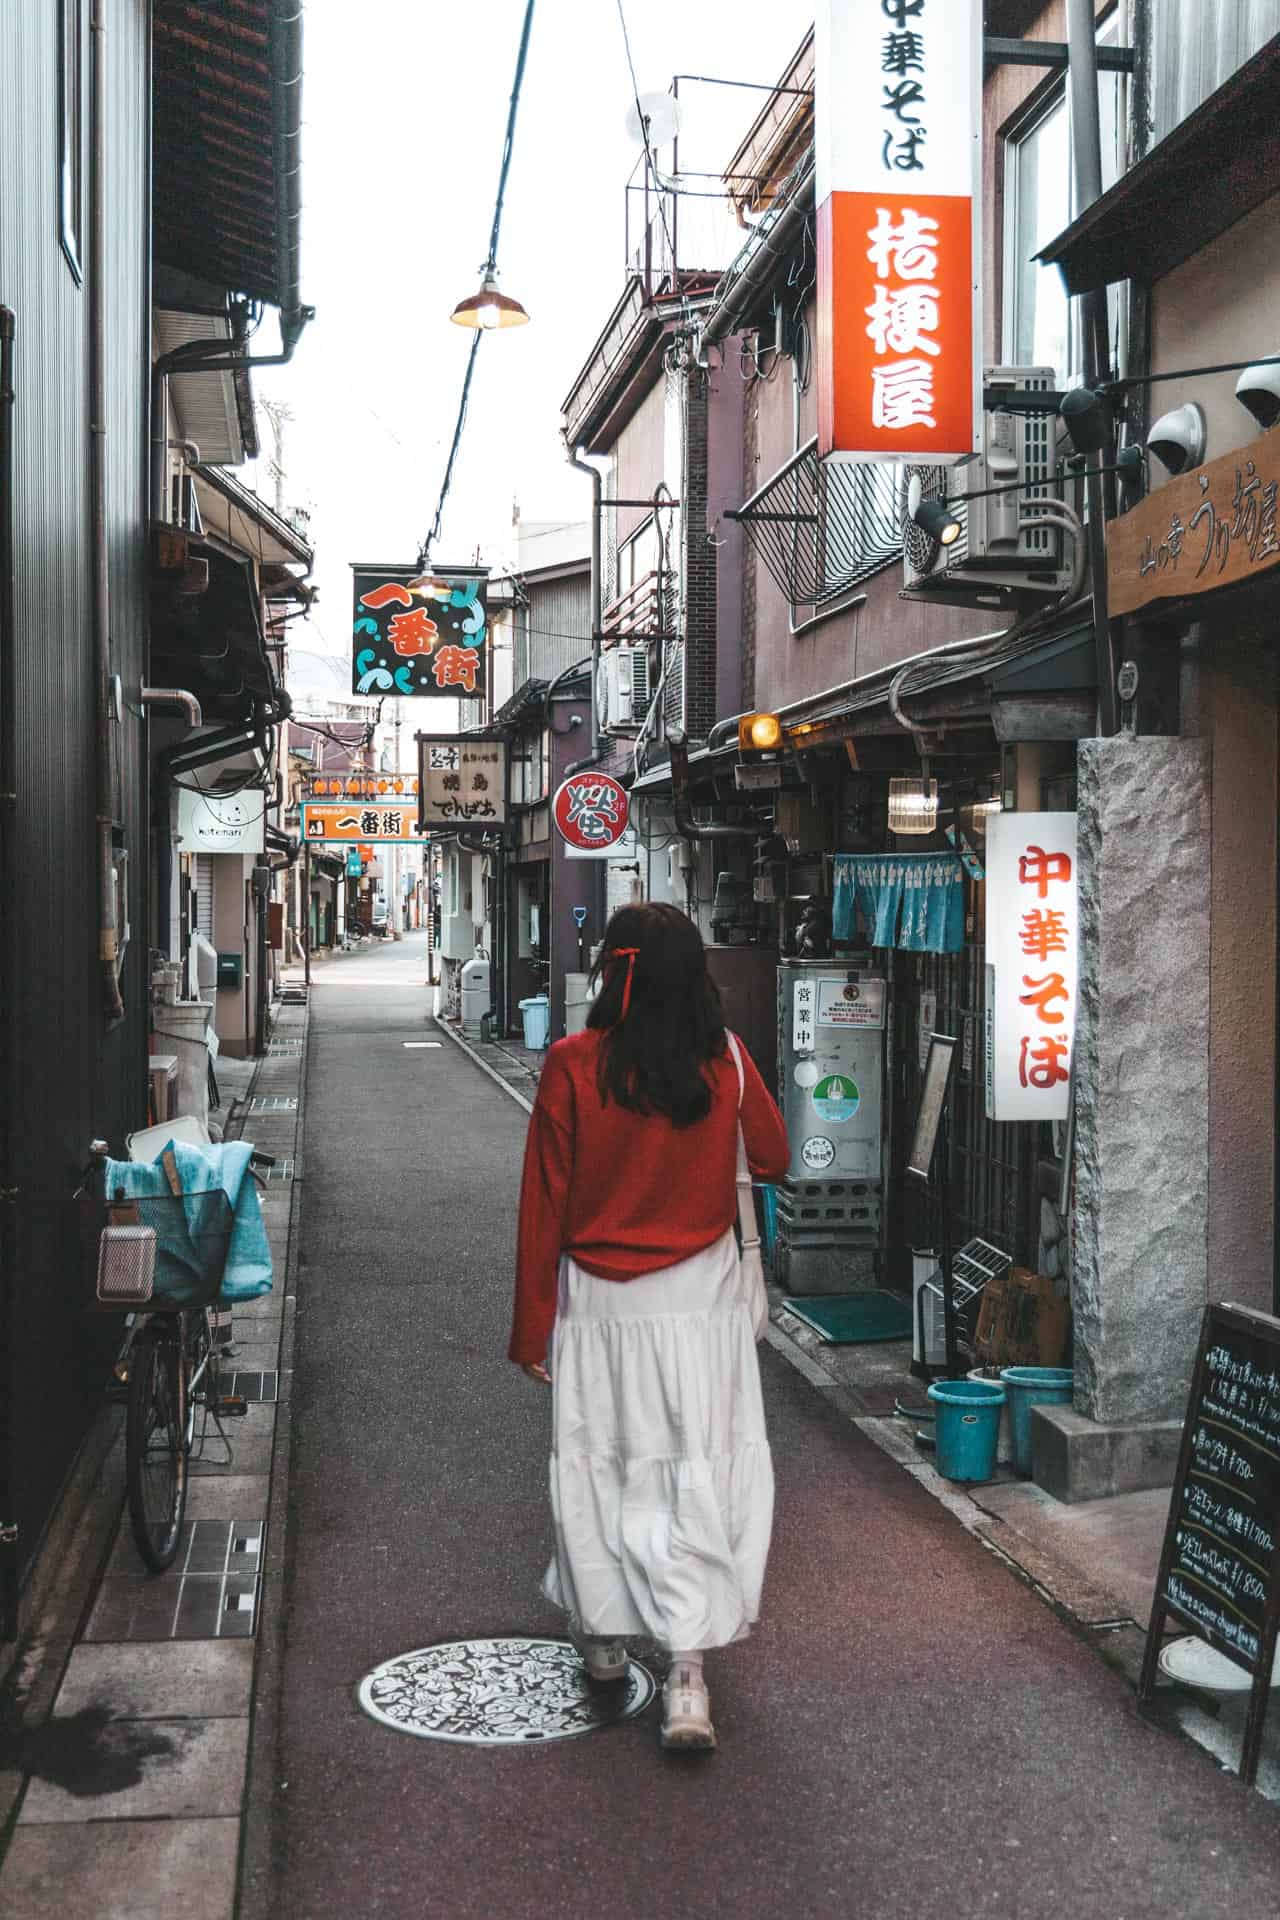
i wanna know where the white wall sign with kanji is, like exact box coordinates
[984,812,1078,1122]
[417,737,509,829]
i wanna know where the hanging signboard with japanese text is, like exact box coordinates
[814,0,982,463]
[300,801,422,845]
[351,563,489,700]
[552,771,631,853]
[415,736,509,830]
[984,812,1078,1122]
[1106,425,1280,618]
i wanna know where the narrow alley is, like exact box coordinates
[250,935,1280,1919]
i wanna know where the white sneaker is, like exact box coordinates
[571,1630,629,1683]
[660,1663,717,1749]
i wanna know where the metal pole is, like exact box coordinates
[303,839,311,988]
[0,306,19,1637]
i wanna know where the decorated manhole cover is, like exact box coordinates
[356,1637,656,1745]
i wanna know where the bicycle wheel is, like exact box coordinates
[125,1323,188,1571]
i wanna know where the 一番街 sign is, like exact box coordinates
[351,564,489,699]
[814,0,982,463]
[984,812,1077,1123]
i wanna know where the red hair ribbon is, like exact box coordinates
[609,946,641,1020]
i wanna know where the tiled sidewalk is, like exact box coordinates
[0,998,306,1919]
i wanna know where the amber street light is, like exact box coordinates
[450,268,530,331]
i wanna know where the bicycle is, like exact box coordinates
[88,1142,258,1572]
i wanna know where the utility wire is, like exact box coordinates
[416,0,537,568]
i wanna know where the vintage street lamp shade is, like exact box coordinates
[888,776,939,835]
[450,270,530,330]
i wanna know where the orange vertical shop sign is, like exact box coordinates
[815,0,982,464]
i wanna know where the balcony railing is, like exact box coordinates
[729,436,901,610]
[600,569,673,642]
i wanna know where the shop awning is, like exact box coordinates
[1037,37,1280,294]
[150,527,279,723]
[193,466,314,571]
[152,0,305,331]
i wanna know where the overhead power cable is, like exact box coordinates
[416,0,537,568]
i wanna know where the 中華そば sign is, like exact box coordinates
[814,0,982,463]
[552,772,630,853]
[416,737,508,830]
[984,812,1077,1122]
[351,563,489,700]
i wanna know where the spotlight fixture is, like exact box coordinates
[450,268,530,331]
[888,776,939,835]
[1235,359,1280,431]
[1146,401,1206,477]
[1059,385,1111,457]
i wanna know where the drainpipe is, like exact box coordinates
[564,439,602,761]
[0,306,18,1631]
[667,728,756,841]
[1066,0,1118,736]
[90,0,124,1023]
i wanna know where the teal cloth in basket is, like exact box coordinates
[105,1141,273,1302]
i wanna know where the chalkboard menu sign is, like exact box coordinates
[1140,1302,1280,1783]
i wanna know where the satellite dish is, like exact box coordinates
[624,91,682,152]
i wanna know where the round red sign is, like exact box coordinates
[552,771,631,852]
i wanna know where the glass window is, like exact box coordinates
[1003,18,1128,383]
[59,0,85,282]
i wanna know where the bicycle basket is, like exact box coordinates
[101,1188,235,1311]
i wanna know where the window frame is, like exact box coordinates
[58,0,86,284]
[1000,8,1130,384]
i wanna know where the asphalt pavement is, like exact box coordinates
[260,933,1280,1920]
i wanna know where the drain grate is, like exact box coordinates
[264,1158,295,1183]
[87,1519,265,1642]
[357,1637,655,1745]
[229,1370,278,1403]
[249,1095,298,1113]
[268,1039,304,1056]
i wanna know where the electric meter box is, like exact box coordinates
[777,960,886,1182]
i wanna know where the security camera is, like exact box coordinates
[1146,401,1206,477]
[1235,361,1280,431]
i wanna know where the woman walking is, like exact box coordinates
[510,902,790,1749]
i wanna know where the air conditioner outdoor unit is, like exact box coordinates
[440,914,475,962]
[596,644,652,732]
[901,365,1077,610]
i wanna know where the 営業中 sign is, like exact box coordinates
[416,736,508,830]
[552,771,630,853]
[814,0,982,462]
[1140,1302,1280,1783]
[984,812,1077,1122]
[351,563,489,700]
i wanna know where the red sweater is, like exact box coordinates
[509,1028,790,1365]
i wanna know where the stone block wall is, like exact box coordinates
[1073,735,1211,1423]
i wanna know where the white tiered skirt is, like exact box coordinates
[542,1226,774,1652]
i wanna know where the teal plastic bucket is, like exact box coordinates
[1000,1367,1074,1476]
[927,1378,1006,1483]
[758,1184,778,1258]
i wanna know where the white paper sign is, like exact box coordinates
[793,977,817,1053]
[984,812,1078,1121]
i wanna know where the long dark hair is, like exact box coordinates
[587,902,726,1126]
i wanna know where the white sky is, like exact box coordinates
[250,0,810,699]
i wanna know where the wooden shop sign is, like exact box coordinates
[1139,1301,1280,1783]
[1107,426,1280,617]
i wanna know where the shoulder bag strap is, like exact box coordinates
[725,1034,760,1253]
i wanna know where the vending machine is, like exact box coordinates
[775,959,887,1291]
